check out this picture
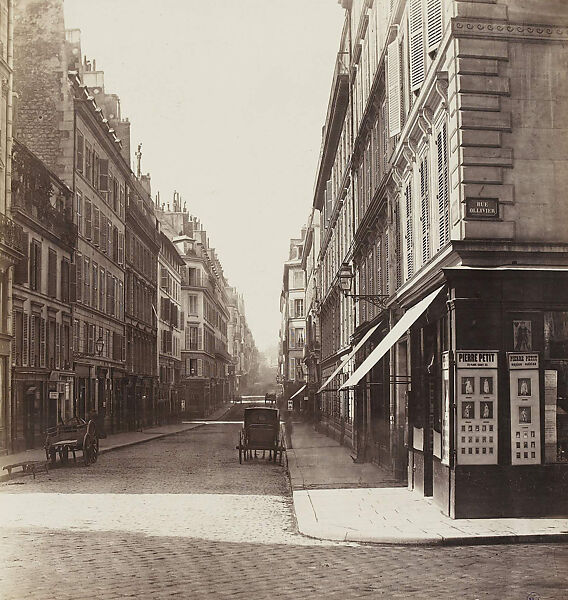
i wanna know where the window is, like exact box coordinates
[76,191,83,238]
[188,294,198,315]
[293,298,304,318]
[83,257,90,306]
[85,142,92,181]
[76,132,84,173]
[188,267,201,286]
[437,121,449,250]
[420,156,431,265]
[99,158,109,192]
[60,258,70,303]
[404,181,414,280]
[47,249,57,298]
[289,357,296,381]
[99,268,105,312]
[293,270,304,289]
[84,198,92,239]
[93,206,100,246]
[29,239,42,292]
[92,263,98,309]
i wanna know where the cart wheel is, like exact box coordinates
[91,437,99,463]
[83,434,93,466]
[48,448,57,465]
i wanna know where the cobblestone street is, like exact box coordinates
[1,406,567,599]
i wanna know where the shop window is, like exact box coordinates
[544,312,568,462]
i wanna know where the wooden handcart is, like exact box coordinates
[44,417,99,467]
[237,407,286,465]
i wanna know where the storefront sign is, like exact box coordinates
[508,353,539,369]
[48,391,59,400]
[465,198,499,219]
[456,351,498,369]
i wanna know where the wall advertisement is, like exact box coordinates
[456,351,499,465]
[508,353,541,465]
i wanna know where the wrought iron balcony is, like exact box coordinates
[0,212,25,260]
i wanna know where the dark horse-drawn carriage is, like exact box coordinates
[237,407,285,465]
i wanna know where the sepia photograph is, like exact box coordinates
[1,1,567,598]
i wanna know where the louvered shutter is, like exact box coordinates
[69,261,76,303]
[84,198,92,239]
[93,207,100,246]
[197,359,203,377]
[29,315,36,367]
[14,232,29,284]
[409,0,425,92]
[88,324,95,356]
[118,232,124,266]
[39,318,46,367]
[99,158,109,192]
[84,257,90,306]
[198,327,203,350]
[385,229,390,295]
[76,253,82,302]
[420,157,431,265]
[22,313,29,367]
[100,213,107,252]
[76,132,84,172]
[55,323,61,369]
[427,0,443,53]
[405,182,414,279]
[48,249,57,298]
[387,38,401,137]
[437,122,449,249]
[395,207,402,290]
[11,312,16,366]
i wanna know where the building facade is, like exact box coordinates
[157,231,183,423]
[301,0,568,518]
[278,233,307,409]
[0,0,24,454]
[10,140,76,451]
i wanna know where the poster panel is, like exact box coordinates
[456,351,499,465]
[508,353,541,465]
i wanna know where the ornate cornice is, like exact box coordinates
[452,19,568,42]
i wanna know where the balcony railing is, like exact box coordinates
[0,213,24,255]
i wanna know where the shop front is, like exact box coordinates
[406,268,568,518]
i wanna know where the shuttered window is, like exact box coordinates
[93,207,100,246]
[76,132,84,173]
[92,263,98,309]
[48,249,57,298]
[100,213,108,252]
[387,38,401,137]
[409,0,425,92]
[99,158,109,192]
[84,257,90,306]
[14,232,29,284]
[84,198,92,239]
[420,157,431,265]
[76,191,82,237]
[22,313,29,367]
[55,323,61,369]
[405,182,414,280]
[118,232,124,265]
[29,240,42,292]
[437,121,450,249]
[61,258,69,303]
[85,143,92,181]
[99,268,105,311]
[39,317,46,368]
[426,0,443,54]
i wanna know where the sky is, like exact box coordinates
[63,0,345,353]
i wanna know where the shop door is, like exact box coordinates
[23,387,37,449]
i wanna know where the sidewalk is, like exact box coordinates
[0,403,233,478]
[287,420,568,546]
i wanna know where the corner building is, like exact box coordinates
[311,0,568,518]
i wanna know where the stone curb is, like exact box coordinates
[286,435,568,547]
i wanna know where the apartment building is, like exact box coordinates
[10,141,76,450]
[157,231,183,423]
[0,0,23,454]
[278,233,307,409]
[307,0,568,518]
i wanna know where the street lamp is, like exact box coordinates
[95,336,105,356]
[338,262,390,309]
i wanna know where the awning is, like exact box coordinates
[340,287,444,389]
[317,322,381,394]
[289,384,307,400]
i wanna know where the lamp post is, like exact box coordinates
[338,262,390,309]
[95,336,105,357]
